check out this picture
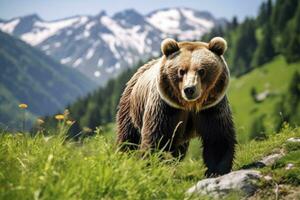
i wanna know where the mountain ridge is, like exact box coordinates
[0,30,97,129]
[0,8,225,85]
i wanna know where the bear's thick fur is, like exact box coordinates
[116,37,236,176]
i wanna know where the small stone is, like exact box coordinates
[186,170,262,198]
[287,138,300,143]
[260,153,284,166]
[285,163,294,170]
[264,175,272,181]
[242,152,285,169]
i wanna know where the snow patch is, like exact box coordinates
[146,38,152,45]
[115,62,120,69]
[100,16,147,55]
[85,21,96,30]
[83,30,90,37]
[147,8,214,40]
[41,45,50,50]
[147,9,181,34]
[66,30,73,36]
[75,16,89,28]
[97,59,103,67]
[86,48,95,59]
[20,17,83,45]
[127,57,133,65]
[0,19,20,34]
[54,42,61,47]
[60,57,72,64]
[75,34,84,41]
[101,33,121,59]
[182,9,214,29]
[105,67,114,73]
[73,58,82,67]
[152,51,160,57]
[94,71,101,77]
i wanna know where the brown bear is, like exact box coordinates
[116,37,236,176]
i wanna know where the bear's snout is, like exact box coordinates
[184,86,196,98]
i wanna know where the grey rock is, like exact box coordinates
[242,153,284,169]
[285,163,294,170]
[259,153,284,166]
[186,170,262,198]
[287,137,300,143]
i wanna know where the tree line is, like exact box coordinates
[202,0,300,76]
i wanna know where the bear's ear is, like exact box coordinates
[161,38,180,57]
[208,37,227,55]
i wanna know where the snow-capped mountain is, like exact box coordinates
[0,8,225,85]
[147,8,223,40]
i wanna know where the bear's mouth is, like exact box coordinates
[181,89,201,102]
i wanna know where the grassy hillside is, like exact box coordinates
[0,31,97,129]
[228,56,300,142]
[1,125,299,200]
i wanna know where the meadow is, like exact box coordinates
[1,123,299,199]
[228,56,300,142]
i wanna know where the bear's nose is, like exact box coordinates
[184,86,196,97]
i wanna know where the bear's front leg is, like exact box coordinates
[139,94,182,152]
[195,97,237,176]
[140,101,171,151]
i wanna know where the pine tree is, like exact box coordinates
[266,0,272,17]
[284,2,300,62]
[286,72,300,124]
[250,115,267,141]
[272,0,298,52]
[230,18,257,75]
[227,16,239,30]
[272,0,298,31]
[201,26,225,42]
[274,72,300,130]
[257,0,272,26]
[257,1,267,26]
[250,87,258,102]
[251,22,276,67]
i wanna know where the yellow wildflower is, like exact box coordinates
[66,120,75,125]
[83,127,92,133]
[18,103,28,109]
[37,118,45,124]
[55,114,64,120]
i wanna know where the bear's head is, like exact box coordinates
[157,37,230,111]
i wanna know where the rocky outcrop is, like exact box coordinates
[186,137,300,199]
[186,170,261,198]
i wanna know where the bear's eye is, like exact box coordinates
[178,69,186,77]
[198,68,206,77]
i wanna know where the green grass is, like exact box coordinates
[261,139,300,186]
[1,125,299,200]
[228,56,300,142]
[250,133,300,199]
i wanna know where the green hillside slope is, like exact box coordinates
[229,56,300,142]
[0,31,97,129]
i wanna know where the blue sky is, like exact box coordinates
[0,0,262,21]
